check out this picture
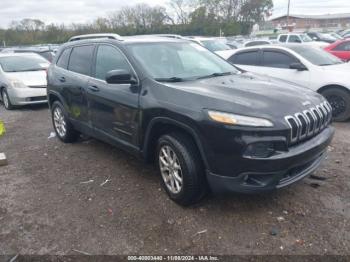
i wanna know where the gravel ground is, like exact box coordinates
[0,104,349,256]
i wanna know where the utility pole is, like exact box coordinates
[287,0,291,31]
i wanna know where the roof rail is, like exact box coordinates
[68,33,123,42]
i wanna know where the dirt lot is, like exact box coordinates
[0,104,349,256]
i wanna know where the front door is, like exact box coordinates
[251,50,311,88]
[87,44,140,146]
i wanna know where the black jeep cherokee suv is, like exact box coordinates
[47,34,334,206]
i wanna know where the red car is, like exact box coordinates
[324,39,350,61]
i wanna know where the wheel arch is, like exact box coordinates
[318,84,350,95]
[142,117,209,170]
[0,85,6,101]
[48,91,65,109]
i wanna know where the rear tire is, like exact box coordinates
[321,87,350,122]
[1,89,14,110]
[51,101,80,143]
[157,132,207,206]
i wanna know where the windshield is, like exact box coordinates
[201,40,231,52]
[300,34,313,42]
[0,55,49,72]
[289,45,343,66]
[127,42,239,81]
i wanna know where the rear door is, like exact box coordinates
[227,49,261,72]
[87,44,140,147]
[254,49,310,87]
[63,45,95,126]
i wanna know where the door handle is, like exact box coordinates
[88,85,100,92]
[59,77,66,83]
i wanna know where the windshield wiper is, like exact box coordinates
[22,68,47,71]
[196,71,233,80]
[155,77,185,82]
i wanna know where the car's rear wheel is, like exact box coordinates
[157,133,207,206]
[1,89,14,110]
[321,87,350,122]
[51,101,80,143]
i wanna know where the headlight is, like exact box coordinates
[208,110,274,127]
[10,80,27,88]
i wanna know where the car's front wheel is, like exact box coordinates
[321,87,350,122]
[157,133,207,206]
[51,101,80,143]
[1,89,14,110]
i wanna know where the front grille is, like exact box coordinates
[285,101,332,146]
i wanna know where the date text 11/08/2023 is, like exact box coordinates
[127,256,219,261]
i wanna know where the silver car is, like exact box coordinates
[0,53,49,110]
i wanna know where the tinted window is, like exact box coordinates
[262,51,297,68]
[68,45,94,76]
[57,48,71,69]
[334,42,350,51]
[279,35,287,43]
[288,35,301,43]
[95,45,131,80]
[229,51,259,66]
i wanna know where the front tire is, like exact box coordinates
[1,89,14,110]
[157,133,207,206]
[51,101,80,143]
[321,87,350,122]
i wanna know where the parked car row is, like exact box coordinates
[1,44,60,62]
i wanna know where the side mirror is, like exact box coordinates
[105,70,137,85]
[290,62,307,71]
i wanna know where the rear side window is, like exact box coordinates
[229,51,259,66]
[95,45,131,80]
[262,51,297,69]
[279,35,287,43]
[56,48,71,69]
[334,42,350,51]
[68,45,94,76]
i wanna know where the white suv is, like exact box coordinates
[277,33,329,48]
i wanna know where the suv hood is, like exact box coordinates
[5,70,47,87]
[165,72,325,122]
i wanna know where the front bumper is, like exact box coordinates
[206,127,334,193]
[6,87,47,105]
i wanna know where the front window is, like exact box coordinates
[289,45,343,66]
[127,42,239,81]
[200,40,231,52]
[300,34,313,42]
[95,45,131,80]
[0,55,49,72]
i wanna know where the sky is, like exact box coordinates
[0,0,350,28]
